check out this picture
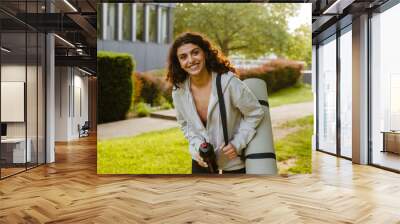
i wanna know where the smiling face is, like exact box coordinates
[176,43,207,77]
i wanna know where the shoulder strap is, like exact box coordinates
[216,74,229,146]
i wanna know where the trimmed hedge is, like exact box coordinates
[133,71,172,106]
[98,51,134,123]
[237,59,304,94]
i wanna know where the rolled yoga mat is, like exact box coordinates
[243,78,278,175]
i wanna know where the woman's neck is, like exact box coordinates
[190,70,211,89]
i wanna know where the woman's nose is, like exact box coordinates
[187,55,194,64]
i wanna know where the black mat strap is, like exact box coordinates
[246,153,276,159]
[216,74,229,146]
[259,100,269,107]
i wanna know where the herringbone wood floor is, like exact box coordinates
[1,135,400,223]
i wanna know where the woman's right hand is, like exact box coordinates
[195,153,208,168]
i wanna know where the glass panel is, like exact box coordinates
[317,35,337,154]
[160,7,168,44]
[38,33,45,165]
[149,5,157,43]
[123,4,132,41]
[0,0,46,178]
[339,28,352,158]
[27,31,38,169]
[135,3,144,41]
[371,4,400,171]
[1,30,27,177]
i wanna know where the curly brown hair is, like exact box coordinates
[166,32,236,89]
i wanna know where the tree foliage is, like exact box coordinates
[286,24,312,68]
[174,3,299,59]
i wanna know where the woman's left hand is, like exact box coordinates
[220,143,238,160]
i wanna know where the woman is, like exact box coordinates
[167,32,264,174]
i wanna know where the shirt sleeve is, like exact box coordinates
[173,93,203,158]
[228,77,265,155]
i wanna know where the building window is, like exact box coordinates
[135,3,144,41]
[317,35,337,155]
[371,3,400,171]
[122,4,132,41]
[148,5,157,43]
[107,3,117,40]
[339,27,352,158]
[160,7,168,44]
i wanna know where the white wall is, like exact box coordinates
[55,67,70,141]
[55,67,89,141]
[71,70,89,139]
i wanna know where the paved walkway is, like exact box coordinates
[98,101,314,140]
[98,117,179,140]
[269,102,313,127]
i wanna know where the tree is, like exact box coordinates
[286,24,312,68]
[174,3,299,59]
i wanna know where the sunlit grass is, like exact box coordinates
[269,83,313,107]
[97,128,191,174]
[275,115,313,174]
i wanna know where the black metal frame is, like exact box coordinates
[315,44,319,152]
[336,19,341,157]
[367,10,373,166]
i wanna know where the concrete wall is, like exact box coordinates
[97,40,170,71]
[352,14,369,165]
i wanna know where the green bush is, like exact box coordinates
[160,101,173,110]
[134,72,172,106]
[98,51,134,123]
[155,95,169,107]
[238,59,304,94]
[135,102,152,117]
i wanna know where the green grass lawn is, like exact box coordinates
[275,115,313,174]
[97,128,191,174]
[277,115,314,129]
[98,115,313,174]
[269,83,313,107]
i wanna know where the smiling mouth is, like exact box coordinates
[189,63,199,69]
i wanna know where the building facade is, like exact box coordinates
[97,3,175,72]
